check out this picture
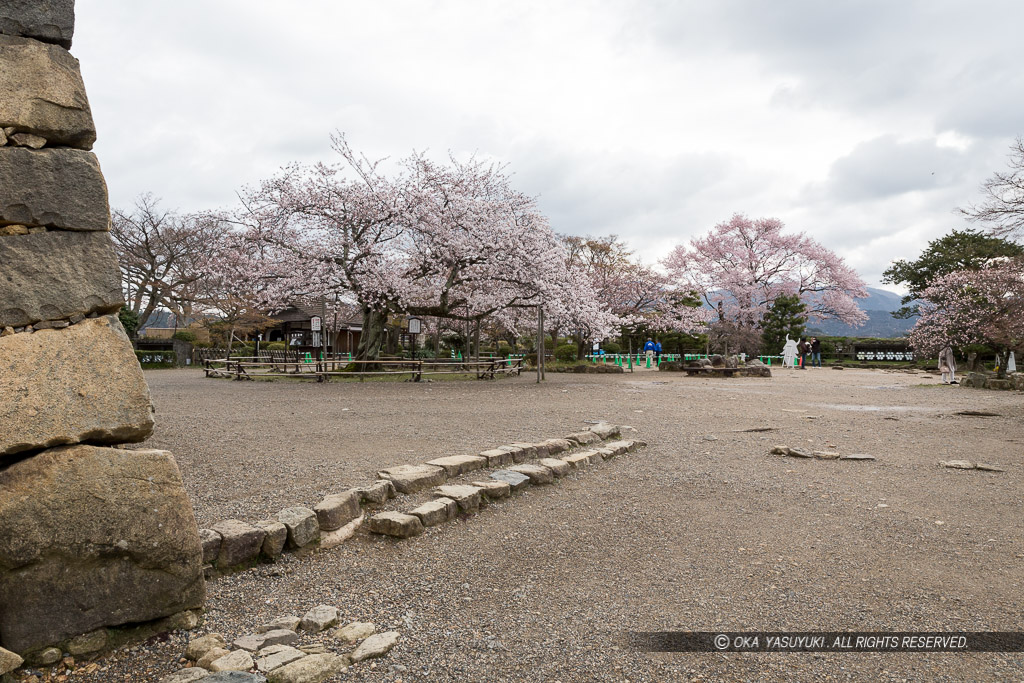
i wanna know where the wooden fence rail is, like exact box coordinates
[204,356,524,382]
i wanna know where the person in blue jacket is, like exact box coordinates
[643,338,656,364]
[655,340,662,362]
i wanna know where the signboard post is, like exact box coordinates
[408,316,421,362]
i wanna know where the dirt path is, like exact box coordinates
[95,367,1024,681]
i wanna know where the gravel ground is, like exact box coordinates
[49,366,1024,681]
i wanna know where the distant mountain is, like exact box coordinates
[808,287,913,338]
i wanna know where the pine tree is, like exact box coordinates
[760,294,807,354]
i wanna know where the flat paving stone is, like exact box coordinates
[479,449,513,467]
[409,498,456,527]
[377,464,446,493]
[472,480,511,500]
[426,454,487,476]
[490,470,531,491]
[507,463,555,485]
[537,458,571,477]
[433,484,483,513]
[368,511,424,538]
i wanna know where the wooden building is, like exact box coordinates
[263,303,362,354]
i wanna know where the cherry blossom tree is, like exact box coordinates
[662,214,868,337]
[908,258,1024,378]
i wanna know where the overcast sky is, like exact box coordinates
[74,0,1024,290]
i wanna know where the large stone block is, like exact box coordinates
[0,147,109,230]
[0,0,75,49]
[0,36,95,148]
[0,315,155,458]
[0,230,122,328]
[0,445,205,653]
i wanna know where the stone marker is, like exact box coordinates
[267,653,348,683]
[208,649,254,673]
[299,605,339,632]
[377,464,446,494]
[185,633,227,661]
[313,490,360,531]
[0,230,121,328]
[276,507,319,549]
[479,448,513,467]
[0,147,109,230]
[426,454,487,476]
[0,35,95,148]
[333,621,375,644]
[472,480,511,500]
[0,0,76,48]
[0,315,155,458]
[537,458,571,477]
[0,444,205,653]
[507,464,555,485]
[490,470,531,491]
[211,520,265,569]
[255,520,288,559]
[367,512,424,538]
[433,485,483,513]
[254,645,305,673]
[350,631,400,663]
[409,498,456,527]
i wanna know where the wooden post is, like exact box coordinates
[536,306,542,384]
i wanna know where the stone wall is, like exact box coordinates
[0,0,204,659]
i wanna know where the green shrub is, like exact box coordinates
[172,330,197,343]
[555,344,577,362]
[603,341,622,354]
[264,341,287,351]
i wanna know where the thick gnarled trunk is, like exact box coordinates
[356,305,388,366]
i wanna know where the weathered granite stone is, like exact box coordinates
[234,629,298,651]
[433,485,483,513]
[426,454,487,476]
[10,131,46,148]
[319,514,363,549]
[0,315,154,457]
[161,668,211,683]
[409,498,456,527]
[0,646,22,675]
[490,470,531,491]
[203,673,266,683]
[254,645,305,673]
[367,512,423,538]
[537,458,571,478]
[0,36,94,148]
[0,147,109,230]
[507,464,555,485]
[255,521,287,559]
[313,490,360,531]
[0,0,75,48]
[210,520,265,569]
[333,621,375,644]
[276,507,319,549]
[355,479,396,505]
[29,646,60,666]
[479,448,513,467]
[561,451,601,468]
[509,443,539,460]
[588,423,619,440]
[299,605,339,632]
[565,431,600,445]
[541,438,573,454]
[350,631,399,663]
[813,451,840,460]
[185,633,227,661]
[601,440,633,456]
[987,379,1011,390]
[199,529,222,565]
[529,443,551,458]
[472,480,511,500]
[0,445,205,653]
[66,628,106,654]
[209,649,254,672]
[377,464,447,493]
[267,653,348,683]
[256,617,300,634]
[0,231,121,329]
[196,647,230,669]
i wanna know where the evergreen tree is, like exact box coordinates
[760,294,807,354]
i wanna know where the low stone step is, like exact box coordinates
[541,438,573,454]
[565,431,601,445]
[377,464,447,494]
[588,423,620,439]
[472,480,511,500]
[507,463,554,485]
[537,458,571,477]
[313,490,360,531]
[562,451,601,468]
[490,470,531,491]
[409,498,456,527]
[509,443,539,460]
[367,511,424,538]
[426,454,487,476]
[433,485,483,513]
[479,449,513,467]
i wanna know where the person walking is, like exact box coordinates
[939,345,958,384]
[810,337,822,367]
[654,340,662,363]
[643,338,656,365]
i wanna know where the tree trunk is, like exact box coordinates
[996,348,1009,379]
[473,319,481,360]
[356,305,387,366]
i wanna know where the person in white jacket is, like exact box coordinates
[939,345,957,384]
